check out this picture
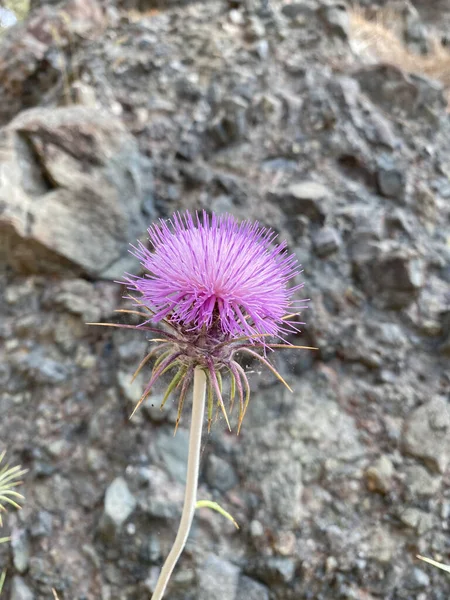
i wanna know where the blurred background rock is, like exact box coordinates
[0,0,449,599]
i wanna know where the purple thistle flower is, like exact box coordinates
[89,211,313,600]
[125,211,303,340]
[92,211,311,431]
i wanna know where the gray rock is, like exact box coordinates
[402,397,450,473]
[142,392,170,423]
[365,527,396,563]
[205,454,238,493]
[210,195,235,215]
[338,319,409,368]
[353,242,426,308]
[399,507,435,535]
[290,388,365,463]
[0,0,105,126]
[252,93,282,123]
[405,567,430,589]
[377,155,406,200]
[147,535,161,563]
[117,370,144,406]
[236,575,270,600]
[376,248,425,294]
[45,439,70,458]
[319,2,349,40]
[354,64,446,123]
[153,427,190,485]
[312,226,341,257]
[289,181,329,201]
[18,349,70,385]
[260,459,303,528]
[404,465,442,498]
[439,309,450,354]
[45,279,117,323]
[245,16,265,41]
[440,309,450,338]
[269,181,328,223]
[0,107,153,279]
[281,1,316,20]
[136,465,183,520]
[10,577,34,600]
[103,476,137,528]
[249,556,296,585]
[176,133,202,162]
[30,511,53,538]
[11,530,31,574]
[365,455,394,494]
[403,3,429,55]
[208,96,248,147]
[179,163,213,187]
[197,555,240,600]
[207,112,230,146]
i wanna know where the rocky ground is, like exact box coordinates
[0,0,449,599]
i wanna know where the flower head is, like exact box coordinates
[125,211,301,340]
[91,212,311,431]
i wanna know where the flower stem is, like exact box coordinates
[151,366,207,600]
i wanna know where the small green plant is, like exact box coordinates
[0,450,27,593]
[196,500,239,530]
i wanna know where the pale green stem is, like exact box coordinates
[151,366,207,600]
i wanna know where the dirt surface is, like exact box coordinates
[0,1,450,599]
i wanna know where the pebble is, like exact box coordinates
[312,226,341,257]
[103,476,137,528]
[402,397,450,474]
[249,519,264,538]
[289,181,329,201]
[197,555,240,600]
[404,465,442,498]
[399,507,435,535]
[269,181,328,223]
[281,2,315,20]
[377,247,426,292]
[377,154,406,200]
[236,575,270,600]
[11,529,31,574]
[117,370,144,404]
[251,556,296,585]
[153,427,190,485]
[30,511,53,539]
[365,455,394,494]
[409,567,431,589]
[205,454,238,493]
[366,527,396,563]
[319,2,350,40]
[142,393,169,423]
[10,577,34,600]
[21,350,70,385]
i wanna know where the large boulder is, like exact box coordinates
[0,106,153,278]
[0,0,105,126]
